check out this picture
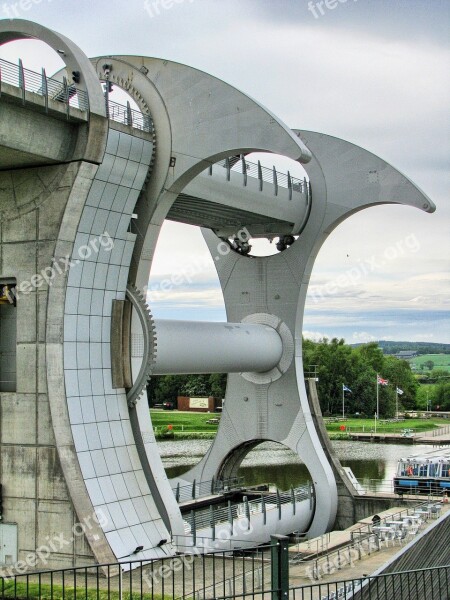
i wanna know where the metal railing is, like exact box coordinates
[0,535,448,600]
[174,476,244,503]
[107,98,154,133]
[0,57,89,111]
[290,499,443,582]
[423,424,450,437]
[182,484,313,539]
[0,542,275,600]
[209,154,311,199]
[291,566,450,600]
[349,499,442,543]
[0,58,154,133]
[360,478,450,497]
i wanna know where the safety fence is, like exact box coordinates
[0,57,154,132]
[181,485,314,539]
[1,536,448,600]
[0,541,276,600]
[208,154,311,199]
[290,566,450,600]
[173,476,244,503]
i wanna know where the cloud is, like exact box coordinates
[2,1,447,341]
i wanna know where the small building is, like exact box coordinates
[395,350,417,359]
[177,396,222,412]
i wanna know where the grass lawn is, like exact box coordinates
[150,409,220,433]
[150,410,448,436]
[408,353,450,373]
[326,417,448,433]
[0,582,163,600]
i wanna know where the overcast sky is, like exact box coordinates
[1,0,449,343]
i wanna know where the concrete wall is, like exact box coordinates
[0,161,96,570]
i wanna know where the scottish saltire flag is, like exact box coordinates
[377,375,389,385]
[396,387,404,395]
[343,384,352,393]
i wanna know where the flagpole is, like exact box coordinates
[396,386,398,420]
[342,385,345,420]
[376,373,379,431]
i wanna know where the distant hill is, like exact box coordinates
[350,341,450,355]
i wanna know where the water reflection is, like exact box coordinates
[160,439,436,491]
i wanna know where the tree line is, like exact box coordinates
[147,339,447,417]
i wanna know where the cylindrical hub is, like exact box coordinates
[153,320,283,375]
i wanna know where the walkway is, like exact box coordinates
[288,502,450,588]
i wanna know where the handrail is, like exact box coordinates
[0,57,89,111]
[0,57,154,133]
[173,476,244,503]
[349,498,438,542]
[210,154,310,196]
[183,484,313,534]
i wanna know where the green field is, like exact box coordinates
[151,409,220,436]
[0,582,163,600]
[408,353,450,373]
[150,410,448,438]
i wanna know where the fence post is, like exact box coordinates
[287,171,292,200]
[271,535,289,600]
[241,154,247,187]
[244,495,250,530]
[18,58,25,104]
[42,68,48,113]
[276,489,281,520]
[228,500,233,535]
[273,166,278,196]
[191,510,196,546]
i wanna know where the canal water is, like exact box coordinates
[159,439,438,492]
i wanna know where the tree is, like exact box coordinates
[383,356,417,411]
[302,338,416,417]
[435,382,450,410]
[209,373,227,398]
[147,375,188,406]
[357,342,385,372]
[425,360,435,371]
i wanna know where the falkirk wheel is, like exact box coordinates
[0,20,435,568]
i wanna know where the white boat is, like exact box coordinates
[394,447,450,495]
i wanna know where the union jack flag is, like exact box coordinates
[377,375,388,386]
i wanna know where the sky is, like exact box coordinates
[1,0,449,344]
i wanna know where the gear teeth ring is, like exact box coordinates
[125,284,157,408]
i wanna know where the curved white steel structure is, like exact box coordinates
[0,19,435,569]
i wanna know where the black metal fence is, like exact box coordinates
[291,566,450,600]
[0,536,448,600]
